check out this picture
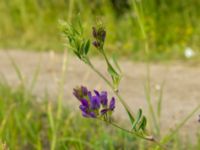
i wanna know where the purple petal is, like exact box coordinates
[73,86,89,100]
[94,90,100,96]
[90,96,100,110]
[73,88,81,100]
[82,111,89,117]
[109,97,115,111]
[80,99,89,108]
[81,86,88,96]
[90,112,96,118]
[100,91,108,106]
[79,105,87,112]
[88,91,92,101]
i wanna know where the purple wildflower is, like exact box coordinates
[73,86,116,120]
[92,26,106,49]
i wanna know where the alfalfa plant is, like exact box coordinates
[60,19,166,149]
[61,15,200,150]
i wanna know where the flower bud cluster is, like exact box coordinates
[73,86,115,120]
[92,26,106,49]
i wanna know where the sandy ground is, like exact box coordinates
[0,50,199,140]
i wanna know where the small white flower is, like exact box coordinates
[155,84,161,91]
[184,47,195,58]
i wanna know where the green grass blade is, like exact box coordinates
[29,58,41,93]
[8,54,25,88]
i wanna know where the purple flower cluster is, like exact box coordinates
[92,26,106,49]
[73,86,115,119]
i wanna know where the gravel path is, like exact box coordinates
[0,50,199,139]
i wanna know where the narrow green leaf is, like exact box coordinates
[77,15,83,35]
[74,51,81,59]
[157,80,165,118]
[80,42,85,55]
[107,64,118,77]
[29,60,41,93]
[107,64,121,90]
[132,108,142,130]
[127,111,135,125]
[138,116,147,131]
[9,55,25,87]
[84,40,90,55]
[71,25,80,35]
[113,76,121,91]
[112,55,122,73]
[74,40,80,53]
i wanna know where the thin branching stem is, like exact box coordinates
[108,121,166,150]
[87,58,134,120]
[96,118,166,150]
[86,57,166,149]
[87,59,113,88]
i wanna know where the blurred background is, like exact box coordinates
[1,0,200,61]
[0,0,200,149]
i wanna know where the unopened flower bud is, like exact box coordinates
[92,27,97,38]
[101,30,106,42]
[92,41,100,48]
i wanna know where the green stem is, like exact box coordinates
[97,119,166,150]
[87,59,134,120]
[87,60,113,88]
[109,121,153,141]
[101,49,110,67]
[99,50,133,114]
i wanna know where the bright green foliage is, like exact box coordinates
[0,0,200,60]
